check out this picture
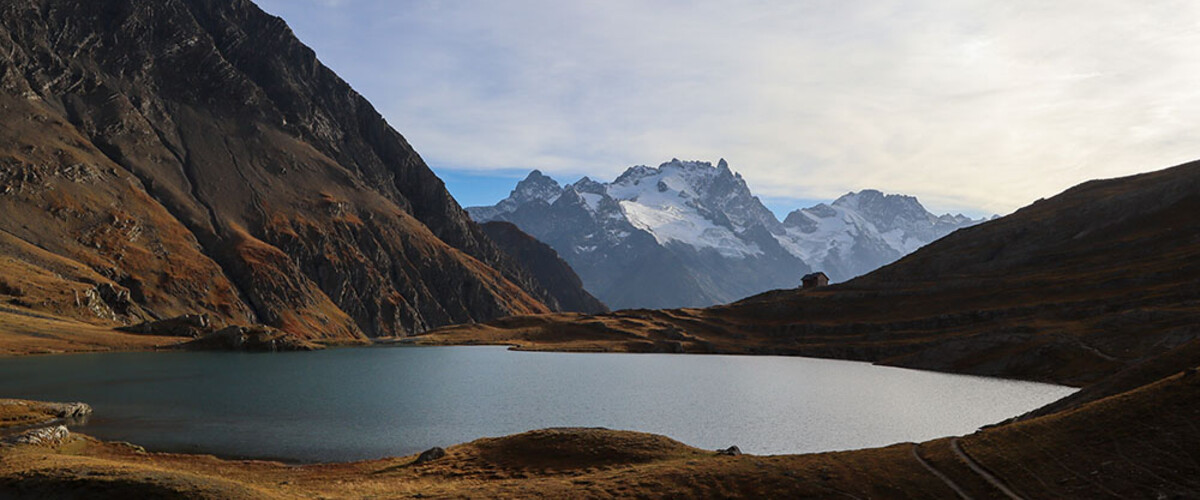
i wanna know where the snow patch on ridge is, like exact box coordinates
[620,200,761,258]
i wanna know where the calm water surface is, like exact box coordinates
[0,346,1074,462]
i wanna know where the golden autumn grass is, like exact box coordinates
[0,309,173,357]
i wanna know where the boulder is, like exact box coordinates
[716,446,742,456]
[414,447,446,464]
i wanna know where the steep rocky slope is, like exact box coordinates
[430,159,1200,386]
[0,0,557,339]
[479,222,608,314]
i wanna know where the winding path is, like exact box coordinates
[911,443,973,500]
[951,438,1026,500]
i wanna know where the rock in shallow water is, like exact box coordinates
[46,402,92,419]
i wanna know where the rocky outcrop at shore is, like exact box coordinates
[2,425,69,446]
[0,400,91,429]
[118,315,214,338]
[42,402,92,421]
[178,325,324,352]
[0,400,89,450]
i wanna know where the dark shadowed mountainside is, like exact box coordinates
[480,222,608,314]
[0,0,562,340]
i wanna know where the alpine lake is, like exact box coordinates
[0,346,1075,463]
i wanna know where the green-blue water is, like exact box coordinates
[0,346,1074,463]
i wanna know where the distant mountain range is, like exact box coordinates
[469,159,984,309]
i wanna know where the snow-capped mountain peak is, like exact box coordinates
[468,159,984,309]
[468,170,566,222]
[603,159,766,257]
[511,169,563,205]
[775,190,984,281]
[832,190,930,232]
[571,176,606,195]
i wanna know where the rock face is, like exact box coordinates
[0,0,556,339]
[479,222,608,314]
[470,159,980,309]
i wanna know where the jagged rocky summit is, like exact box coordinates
[0,0,598,340]
[469,159,982,309]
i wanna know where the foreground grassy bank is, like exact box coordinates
[3,354,1198,499]
[0,308,371,357]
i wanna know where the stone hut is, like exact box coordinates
[801,272,829,289]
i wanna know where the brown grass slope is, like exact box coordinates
[0,0,566,343]
[424,160,1200,386]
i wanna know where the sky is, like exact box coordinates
[255,0,1200,218]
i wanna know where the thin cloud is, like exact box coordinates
[256,0,1200,216]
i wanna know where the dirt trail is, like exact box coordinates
[952,438,1025,500]
[910,443,972,500]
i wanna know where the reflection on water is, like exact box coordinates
[0,346,1075,463]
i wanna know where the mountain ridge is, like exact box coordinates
[469,159,981,309]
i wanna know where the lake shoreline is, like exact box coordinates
[3,361,1196,498]
[0,318,1089,390]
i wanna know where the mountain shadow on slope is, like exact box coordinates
[479,222,608,314]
